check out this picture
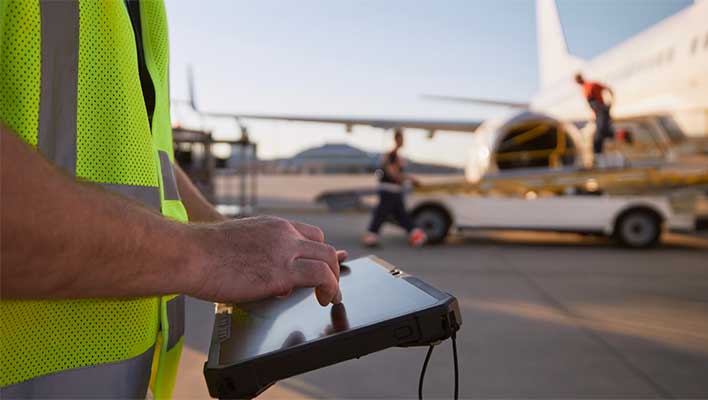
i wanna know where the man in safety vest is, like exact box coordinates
[574,73,615,157]
[0,0,344,398]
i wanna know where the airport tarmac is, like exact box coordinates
[174,210,708,399]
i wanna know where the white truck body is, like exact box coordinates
[408,193,695,237]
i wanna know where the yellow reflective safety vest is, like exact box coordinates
[0,0,187,398]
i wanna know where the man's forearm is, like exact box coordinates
[2,127,344,306]
[174,163,225,223]
[0,128,200,299]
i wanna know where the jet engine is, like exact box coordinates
[465,111,589,182]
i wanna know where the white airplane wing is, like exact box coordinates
[421,94,529,109]
[204,112,483,134]
[184,68,482,135]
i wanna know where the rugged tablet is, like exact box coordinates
[204,255,461,399]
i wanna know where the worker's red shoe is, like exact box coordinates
[361,232,380,248]
[409,228,427,247]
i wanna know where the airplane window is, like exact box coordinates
[691,37,698,54]
[704,32,708,49]
[666,48,674,62]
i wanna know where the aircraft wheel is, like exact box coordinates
[614,209,662,248]
[413,206,451,244]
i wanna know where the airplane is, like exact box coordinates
[182,0,708,182]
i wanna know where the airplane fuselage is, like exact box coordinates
[531,0,708,137]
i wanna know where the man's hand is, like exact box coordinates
[186,216,344,306]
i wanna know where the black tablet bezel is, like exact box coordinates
[203,256,461,399]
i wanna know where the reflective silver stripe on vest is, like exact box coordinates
[378,182,404,193]
[0,347,153,399]
[37,0,79,174]
[100,183,161,211]
[166,295,185,351]
[158,151,181,201]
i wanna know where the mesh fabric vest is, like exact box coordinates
[0,0,187,398]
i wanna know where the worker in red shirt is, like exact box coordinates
[575,73,615,156]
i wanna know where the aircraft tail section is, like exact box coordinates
[536,0,584,88]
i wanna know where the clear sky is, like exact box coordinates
[167,0,693,166]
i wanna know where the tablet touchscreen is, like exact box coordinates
[218,256,438,365]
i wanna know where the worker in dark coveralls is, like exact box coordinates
[575,73,615,157]
[361,131,426,247]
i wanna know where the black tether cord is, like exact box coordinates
[452,333,459,400]
[418,333,459,400]
[418,344,435,400]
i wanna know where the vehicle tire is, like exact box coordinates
[412,206,451,244]
[613,209,662,248]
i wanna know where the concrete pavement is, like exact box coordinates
[174,211,708,399]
